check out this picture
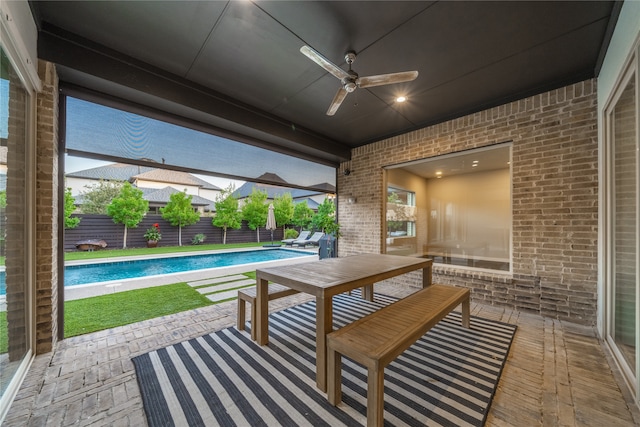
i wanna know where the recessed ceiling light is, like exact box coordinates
[396,96,407,103]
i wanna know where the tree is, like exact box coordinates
[241,188,268,242]
[292,200,314,232]
[212,185,243,245]
[80,180,124,214]
[106,182,148,249]
[0,190,6,209]
[312,198,341,236]
[64,187,81,229]
[160,190,200,246]
[273,192,294,235]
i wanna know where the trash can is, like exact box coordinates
[318,234,337,259]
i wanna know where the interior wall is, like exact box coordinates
[424,169,510,261]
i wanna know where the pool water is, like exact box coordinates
[0,249,313,294]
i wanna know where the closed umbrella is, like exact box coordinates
[265,203,278,247]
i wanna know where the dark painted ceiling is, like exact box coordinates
[30,1,619,166]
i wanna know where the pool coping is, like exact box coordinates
[64,246,313,266]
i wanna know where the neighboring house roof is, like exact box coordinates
[72,186,215,210]
[309,182,336,193]
[133,169,221,190]
[233,172,331,200]
[257,172,288,185]
[66,163,156,181]
[234,182,325,200]
[140,187,214,207]
[66,163,221,191]
[294,198,320,210]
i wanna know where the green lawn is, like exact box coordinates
[64,283,215,337]
[0,312,6,353]
[0,243,269,346]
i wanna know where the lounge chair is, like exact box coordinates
[293,232,324,248]
[283,230,310,246]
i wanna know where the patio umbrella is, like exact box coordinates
[265,203,278,247]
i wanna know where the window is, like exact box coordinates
[386,187,416,253]
[0,46,33,416]
[384,144,511,271]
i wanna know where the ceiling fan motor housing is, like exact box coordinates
[342,73,358,92]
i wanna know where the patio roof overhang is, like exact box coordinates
[31,1,620,167]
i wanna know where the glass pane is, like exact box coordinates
[0,48,29,398]
[612,76,637,373]
[386,187,417,255]
[385,145,511,271]
[65,98,336,192]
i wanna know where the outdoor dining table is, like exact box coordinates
[254,253,433,392]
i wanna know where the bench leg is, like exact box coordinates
[327,347,342,406]
[237,297,246,331]
[367,367,385,427]
[250,298,257,341]
[462,297,470,328]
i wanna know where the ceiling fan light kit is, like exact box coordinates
[300,45,418,116]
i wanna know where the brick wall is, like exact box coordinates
[338,80,598,324]
[35,60,59,353]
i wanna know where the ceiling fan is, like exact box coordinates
[300,45,419,116]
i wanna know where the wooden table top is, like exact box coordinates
[256,253,432,297]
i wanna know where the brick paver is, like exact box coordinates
[4,282,639,426]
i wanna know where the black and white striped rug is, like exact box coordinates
[132,292,516,426]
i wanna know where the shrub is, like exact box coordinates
[191,233,206,245]
[284,228,299,240]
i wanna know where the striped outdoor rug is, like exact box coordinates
[132,292,516,427]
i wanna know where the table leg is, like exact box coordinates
[363,284,374,301]
[422,263,432,288]
[316,295,332,392]
[256,277,269,345]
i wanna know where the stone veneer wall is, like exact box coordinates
[35,60,59,353]
[337,79,598,325]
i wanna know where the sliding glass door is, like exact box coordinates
[605,54,639,404]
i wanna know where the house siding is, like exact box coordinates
[338,79,598,324]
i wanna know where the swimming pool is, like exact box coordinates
[0,249,313,295]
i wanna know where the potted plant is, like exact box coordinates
[143,223,162,247]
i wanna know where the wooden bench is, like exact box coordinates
[326,284,470,427]
[237,284,299,340]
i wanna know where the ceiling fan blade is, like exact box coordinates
[326,87,348,116]
[357,70,419,88]
[300,45,350,80]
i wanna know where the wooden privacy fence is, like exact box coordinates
[64,214,286,251]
